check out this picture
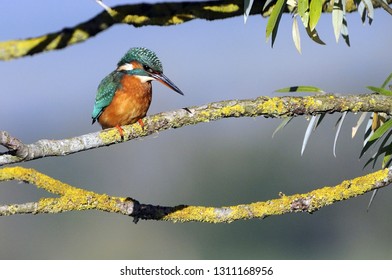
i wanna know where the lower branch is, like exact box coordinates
[0,167,134,216]
[1,93,392,166]
[0,166,391,223]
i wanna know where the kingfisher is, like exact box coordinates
[92,47,184,135]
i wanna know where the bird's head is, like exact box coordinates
[116,47,184,95]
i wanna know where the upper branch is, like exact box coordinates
[0,0,250,61]
[1,0,391,60]
[1,93,391,166]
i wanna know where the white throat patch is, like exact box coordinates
[135,75,155,83]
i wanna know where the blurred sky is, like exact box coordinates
[1,1,392,259]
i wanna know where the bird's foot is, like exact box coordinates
[115,125,125,140]
[137,119,145,130]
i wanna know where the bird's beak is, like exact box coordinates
[151,72,184,96]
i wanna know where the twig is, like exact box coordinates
[373,0,392,15]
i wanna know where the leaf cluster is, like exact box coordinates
[273,73,392,171]
[244,0,378,53]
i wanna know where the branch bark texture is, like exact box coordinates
[0,166,391,223]
[1,0,391,60]
[1,93,392,166]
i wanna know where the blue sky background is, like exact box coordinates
[0,1,392,259]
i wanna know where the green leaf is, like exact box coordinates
[362,128,392,173]
[362,0,374,25]
[298,0,309,27]
[341,15,350,46]
[263,0,275,11]
[305,25,326,45]
[266,0,286,47]
[352,112,368,138]
[244,0,254,23]
[381,72,392,88]
[357,1,366,24]
[309,0,322,31]
[379,132,392,167]
[366,86,392,96]
[301,115,317,155]
[292,16,301,54]
[332,0,344,43]
[360,116,376,158]
[365,130,392,167]
[272,117,293,138]
[382,145,392,168]
[364,115,373,145]
[368,118,392,142]
[334,112,347,157]
[367,189,378,211]
[363,151,377,169]
[315,113,326,130]
[275,85,324,93]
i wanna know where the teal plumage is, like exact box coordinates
[91,47,184,129]
[92,71,123,124]
[117,47,163,72]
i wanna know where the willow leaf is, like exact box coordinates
[315,113,326,130]
[266,0,286,47]
[263,0,275,11]
[309,0,322,31]
[332,0,344,43]
[367,86,392,96]
[334,112,347,157]
[301,115,318,156]
[381,72,392,89]
[360,117,375,158]
[352,112,368,138]
[292,16,302,54]
[362,0,374,24]
[358,1,366,24]
[367,190,378,211]
[368,119,392,142]
[298,0,309,27]
[272,117,293,138]
[305,25,326,45]
[341,15,350,46]
[382,145,392,168]
[244,0,254,23]
[275,85,324,93]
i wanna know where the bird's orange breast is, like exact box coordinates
[98,75,152,129]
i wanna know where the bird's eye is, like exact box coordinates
[143,65,153,73]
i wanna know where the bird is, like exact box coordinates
[92,47,184,135]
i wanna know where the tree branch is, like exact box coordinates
[373,0,392,15]
[1,0,391,61]
[0,166,391,223]
[1,93,392,166]
[0,167,134,216]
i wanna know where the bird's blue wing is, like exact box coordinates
[92,71,123,123]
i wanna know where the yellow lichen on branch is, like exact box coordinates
[1,94,392,167]
[163,168,392,223]
[0,166,391,222]
[0,167,131,215]
[3,0,391,61]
